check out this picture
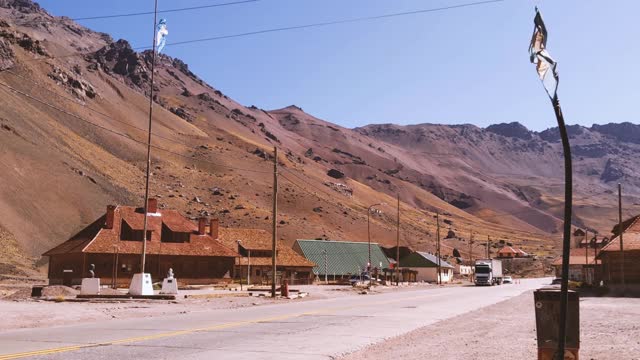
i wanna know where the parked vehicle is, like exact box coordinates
[503,276,513,284]
[349,273,371,285]
[551,278,562,285]
[474,259,503,286]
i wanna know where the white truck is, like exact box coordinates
[474,259,503,286]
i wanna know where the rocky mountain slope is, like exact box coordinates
[0,0,637,276]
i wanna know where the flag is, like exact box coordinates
[529,8,558,99]
[156,18,168,53]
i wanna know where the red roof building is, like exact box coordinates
[597,219,640,289]
[551,248,600,284]
[218,228,316,285]
[43,199,238,286]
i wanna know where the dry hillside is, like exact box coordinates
[0,0,637,277]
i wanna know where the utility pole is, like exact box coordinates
[436,213,442,285]
[487,235,491,259]
[236,240,243,291]
[396,194,400,286]
[468,230,473,265]
[618,183,625,296]
[367,203,382,275]
[323,249,328,284]
[584,230,588,266]
[584,229,589,285]
[140,0,160,276]
[271,147,278,298]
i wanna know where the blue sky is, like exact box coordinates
[38,0,639,131]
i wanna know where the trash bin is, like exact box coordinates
[534,288,579,360]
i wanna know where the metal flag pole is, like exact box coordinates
[529,8,573,360]
[140,0,160,275]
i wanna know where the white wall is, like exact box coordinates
[412,267,454,283]
[458,265,472,276]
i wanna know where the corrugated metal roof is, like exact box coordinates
[294,239,390,276]
[399,251,454,269]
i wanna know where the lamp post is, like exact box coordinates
[367,203,383,275]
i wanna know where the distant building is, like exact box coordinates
[597,217,640,292]
[497,246,528,258]
[456,264,473,277]
[578,235,610,249]
[293,239,390,281]
[398,251,455,283]
[218,229,315,285]
[552,248,598,283]
[43,199,238,286]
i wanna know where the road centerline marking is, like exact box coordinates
[0,287,532,359]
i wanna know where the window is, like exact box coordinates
[161,223,190,243]
[120,220,151,241]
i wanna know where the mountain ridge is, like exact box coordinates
[0,0,637,276]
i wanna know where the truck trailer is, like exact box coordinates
[474,259,503,286]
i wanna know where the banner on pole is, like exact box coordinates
[529,8,558,99]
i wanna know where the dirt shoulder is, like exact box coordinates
[340,292,640,360]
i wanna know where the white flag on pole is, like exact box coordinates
[529,8,558,99]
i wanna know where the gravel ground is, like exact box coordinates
[341,292,640,360]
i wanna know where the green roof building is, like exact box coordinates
[293,239,391,277]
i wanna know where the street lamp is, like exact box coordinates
[367,202,383,275]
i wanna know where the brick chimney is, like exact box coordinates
[147,198,158,213]
[105,205,116,229]
[198,217,207,235]
[209,218,219,239]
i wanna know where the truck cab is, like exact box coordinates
[474,259,503,286]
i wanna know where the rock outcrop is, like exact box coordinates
[486,122,532,140]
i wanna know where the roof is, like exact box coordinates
[43,205,237,258]
[219,228,277,251]
[294,239,391,276]
[398,251,455,269]
[599,232,640,254]
[43,216,106,256]
[218,228,314,268]
[611,215,640,236]
[551,248,596,266]
[515,248,528,256]
[498,246,518,254]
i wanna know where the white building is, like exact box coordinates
[398,252,455,283]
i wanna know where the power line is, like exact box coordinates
[71,0,260,21]
[155,0,505,49]
[1,81,622,248]
[280,168,337,200]
[20,0,505,63]
[1,69,248,157]
[10,63,602,229]
[2,69,179,143]
[0,80,271,174]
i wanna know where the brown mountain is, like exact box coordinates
[0,1,637,276]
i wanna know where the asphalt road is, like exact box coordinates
[0,278,548,360]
